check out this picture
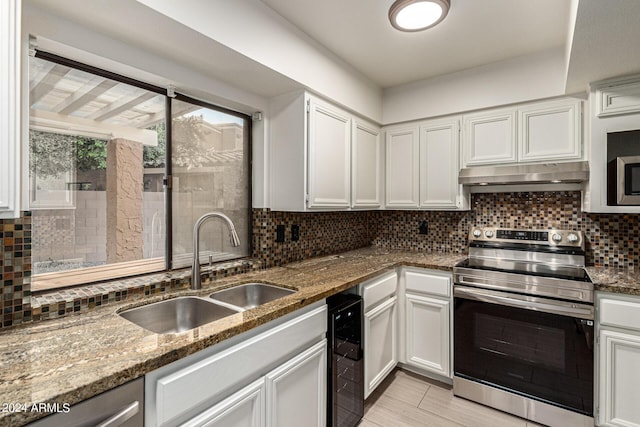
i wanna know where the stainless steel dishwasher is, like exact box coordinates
[28,377,143,427]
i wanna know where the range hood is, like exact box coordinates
[458,161,589,186]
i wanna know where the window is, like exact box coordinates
[28,53,251,290]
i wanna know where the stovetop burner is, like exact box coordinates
[454,227,593,303]
[456,258,591,282]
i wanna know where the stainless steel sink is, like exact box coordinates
[209,283,295,310]
[119,297,241,334]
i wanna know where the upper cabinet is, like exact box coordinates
[385,116,468,210]
[352,118,383,209]
[518,98,582,163]
[270,91,381,211]
[0,0,21,219]
[307,97,351,209]
[463,107,517,166]
[585,74,640,213]
[385,125,419,208]
[419,117,461,209]
[462,98,583,167]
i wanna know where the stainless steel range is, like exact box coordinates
[453,227,594,427]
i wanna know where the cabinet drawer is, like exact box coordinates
[405,269,451,297]
[600,297,640,331]
[361,271,398,311]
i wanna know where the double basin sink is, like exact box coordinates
[119,283,296,334]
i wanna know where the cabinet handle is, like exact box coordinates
[96,401,139,427]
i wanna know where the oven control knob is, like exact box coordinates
[484,230,494,238]
[552,233,563,243]
[473,229,482,238]
[567,233,579,243]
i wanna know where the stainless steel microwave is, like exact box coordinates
[609,155,640,205]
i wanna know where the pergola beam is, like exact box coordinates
[89,92,157,122]
[55,78,119,115]
[29,64,70,106]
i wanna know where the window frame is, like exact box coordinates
[29,51,253,291]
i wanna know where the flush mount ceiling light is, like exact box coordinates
[389,0,450,32]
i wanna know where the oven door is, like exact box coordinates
[454,286,594,416]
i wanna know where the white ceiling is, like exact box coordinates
[260,0,572,88]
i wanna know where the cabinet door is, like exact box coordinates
[265,340,327,427]
[385,126,419,208]
[307,98,351,209]
[599,329,640,426]
[405,293,450,378]
[364,295,398,398]
[352,119,382,208]
[183,379,265,427]
[463,108,517,166]
[419,118,460,209]
[518,99,582,163]
[0,0,21,219]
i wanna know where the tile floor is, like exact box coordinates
[361,369,544,427]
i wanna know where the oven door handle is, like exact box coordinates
[454,286,594,320]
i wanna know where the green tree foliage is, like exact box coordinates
[29,130,107,178]
[30,116,210,178]
[143,122,166,168]
[172,115,210,169]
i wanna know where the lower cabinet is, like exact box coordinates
[364,295,398,398]
[183,379,265,427]
[400,267,452,380]
[145,303,327,427]
[597,293,640,427]
[405,293,450,377]
[265,341,327,427]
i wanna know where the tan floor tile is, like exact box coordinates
[365,393,463,427]
[418,384,528,427]
[369,369,431,407]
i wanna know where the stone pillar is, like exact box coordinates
[106,138,143,263]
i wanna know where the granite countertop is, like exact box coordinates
[0,247,463,426]
[588,266,640,296]
[1,247,637,425]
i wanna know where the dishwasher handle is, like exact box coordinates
[96,401,140,427]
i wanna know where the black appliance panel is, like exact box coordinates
[454,296,594,416]
[327,294,364,427]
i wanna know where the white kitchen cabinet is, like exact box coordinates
[351,118,382,208]
[270,91,381,212]
[0,0,21,219]
[145,302,327,427]
[385,117,467,211]
[364,295,398,399]
[418,117,461,209]
[597,293,640,426]
[385,125,419,208]
[585,74,640,213]
[518,98,582,163]
[405,294,450,378]
[183,379,265,427]
[359,270,399,398]
[400,267,452,380]
[265,340,327,427]
[307,97,351,209]
[463,107,517,166]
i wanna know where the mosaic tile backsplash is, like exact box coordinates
[369,192,640,269]
[252,209,372,267]
[0,213,32,328]
[1,191,639,329]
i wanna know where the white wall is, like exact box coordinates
[382,48,567,125]
[136,0,382,123]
